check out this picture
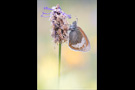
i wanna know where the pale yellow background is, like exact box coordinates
[37,0,97,89]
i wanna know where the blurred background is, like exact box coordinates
[37,0,97,89]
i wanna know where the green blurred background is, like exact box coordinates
[37,0,97,89]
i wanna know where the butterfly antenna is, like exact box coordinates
[75,16,78,23]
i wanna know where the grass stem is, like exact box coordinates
[58,43,61,88]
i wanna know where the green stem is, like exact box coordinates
[58,43,61,88]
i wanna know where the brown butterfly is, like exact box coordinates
[68,21,91,52]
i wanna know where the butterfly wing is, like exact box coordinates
[68,27,90,52]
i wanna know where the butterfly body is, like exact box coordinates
[68,21,90,52]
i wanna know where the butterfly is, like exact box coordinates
[68,21,90,52]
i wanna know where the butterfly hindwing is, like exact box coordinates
[68,27,90,52]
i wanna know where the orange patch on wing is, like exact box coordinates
[77,27,89,46]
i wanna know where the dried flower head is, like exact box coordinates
[41,4,71,44]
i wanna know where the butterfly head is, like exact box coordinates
[69,21,77,31]
[72,21,77,26]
